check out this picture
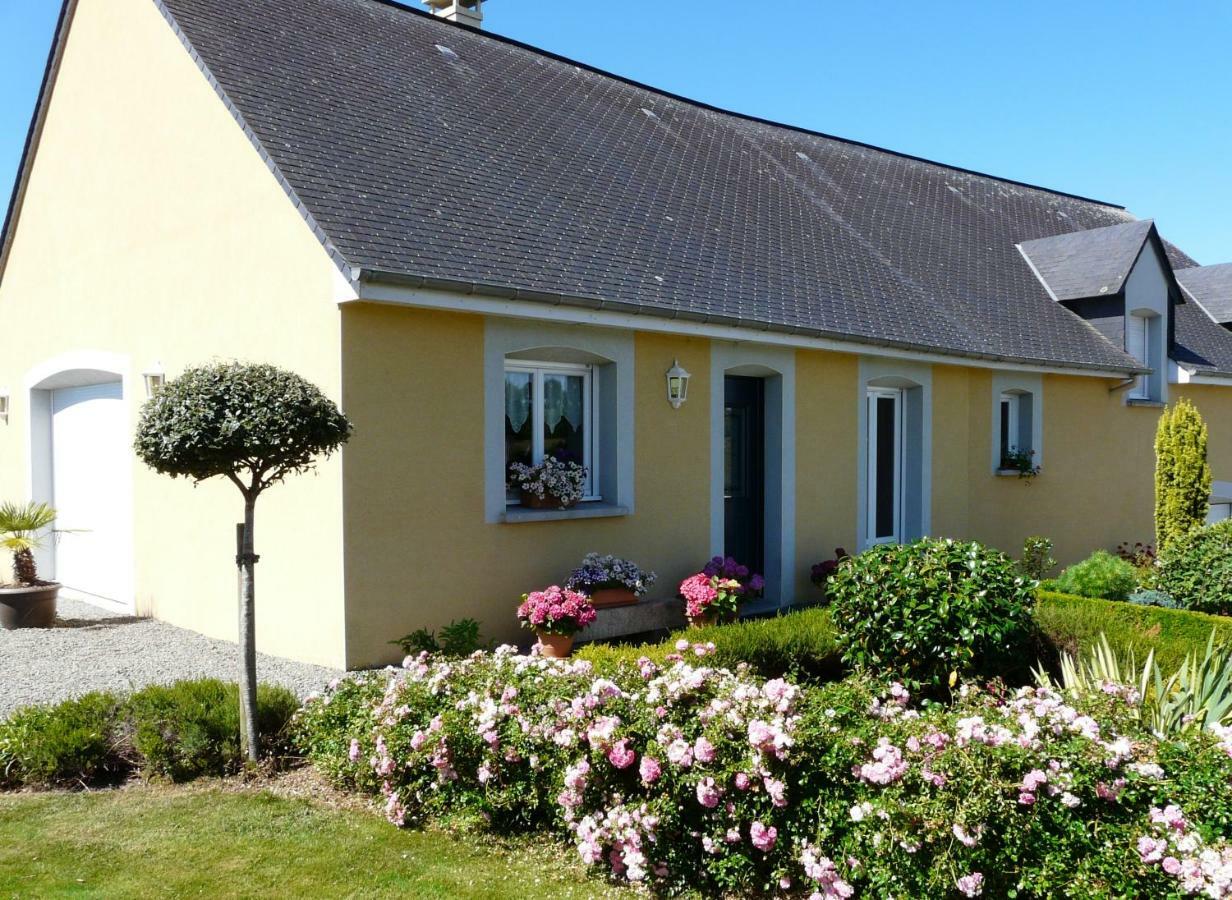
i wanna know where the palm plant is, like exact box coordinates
[0,501,57,586]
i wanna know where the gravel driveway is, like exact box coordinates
[1,597,341,716]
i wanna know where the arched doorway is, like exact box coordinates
[26,355,134,610]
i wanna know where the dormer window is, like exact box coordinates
[1126,311,1161,401]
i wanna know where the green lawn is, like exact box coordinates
[0,785,625,899]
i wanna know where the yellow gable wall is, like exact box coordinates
[0,0,346,666]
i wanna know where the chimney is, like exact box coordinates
[423,0,484,28]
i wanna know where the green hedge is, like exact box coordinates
[0,679,299,789]
[576,606,842,681]
[1034,590,1232,672]
[577,592,1232,684]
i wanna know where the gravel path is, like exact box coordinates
[0,597,341,716]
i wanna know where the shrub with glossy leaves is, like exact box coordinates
[1158,519,1232,616]
[133,361,352,488]
[828,538,1036,687]
[1055,550,1138,602]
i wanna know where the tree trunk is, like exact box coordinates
[238,497,259,763]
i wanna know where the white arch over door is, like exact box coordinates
[24,351,135,611]
[709,343,796,613]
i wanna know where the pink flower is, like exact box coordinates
[750,821,778,852]
[857,739,908,785]
[516,585,596,635]
[694,736,716,764]
[679,574,719,619]
[1020,769,1048,792]
[639,755,662,785]
[607,738,636,769]
[696,777,721,808]
[764,777,787,807]
[1138,836,1166,864]
[956,872,984,897]
[734,772,751,790]
[348,739,361,762]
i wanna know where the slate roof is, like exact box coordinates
[1018,221,1155,302]
[1178,264,1232,325]
[9,0,1232,376]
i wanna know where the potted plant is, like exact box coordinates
[0,501,60,630]
[809,547,850,603]
[999,447,1041,483]
[516,585,597,657]
[508,453,588,510]
[678,556,765,627]
[565,553,656,608]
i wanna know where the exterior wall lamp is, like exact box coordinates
[666,359,690,409]
[0,389,9,425]
[142,363,166,398]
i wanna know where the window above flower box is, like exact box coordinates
[991,373,1043,476]
[484,320,635,524]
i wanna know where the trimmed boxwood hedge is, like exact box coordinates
[1034,589,1232,673]
[578,591,1232,684]
[576,606,842,681]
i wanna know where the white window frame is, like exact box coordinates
[1127,312,1155,401]
[999,392,1019,462]
[865,387,904,546]
[504,359,599,502]
[991,373,1043,474]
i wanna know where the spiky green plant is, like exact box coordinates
[0,501,57,586]
[1037,630,1232,737]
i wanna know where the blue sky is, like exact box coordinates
[3,0,1230,263]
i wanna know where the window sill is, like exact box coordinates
[501,502,630,524]
[1127,399,1166,408]
[996,468,1040,478]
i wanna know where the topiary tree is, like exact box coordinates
[1154,399,1211,554]
[134,362,352,761]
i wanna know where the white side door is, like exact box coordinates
[51,382,131,607]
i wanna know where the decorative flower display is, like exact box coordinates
[678,557,764,622]
[566,553,657,596]
[516,585,597,636]
[300,648,1232,898]
[508,455,588,507]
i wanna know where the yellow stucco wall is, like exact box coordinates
[792,349,859,585]
[0,0,346,666]
[339,306,714,667]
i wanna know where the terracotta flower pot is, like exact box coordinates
[536,631,575,658]
[0,583,60,630]
[519,488,578,511]
[688,609,735,629]
[587,587,638,609]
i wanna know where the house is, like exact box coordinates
[3,0,1232,669]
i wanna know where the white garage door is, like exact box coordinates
[51,382,130,607]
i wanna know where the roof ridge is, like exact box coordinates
[367,0,1127,211]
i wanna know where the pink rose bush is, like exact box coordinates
[516,585,596,636]
[297,647,1232,898]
